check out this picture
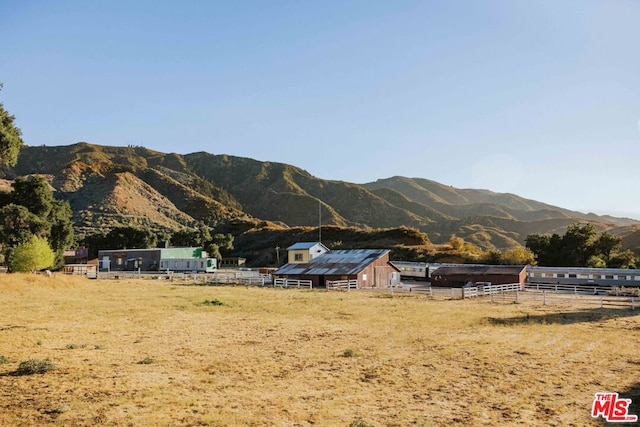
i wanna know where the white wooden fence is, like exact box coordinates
[326,279,358,290]
[525,283,612,295]
[519,290,636,310]
[462,283,523,299]
[273,278,313,289]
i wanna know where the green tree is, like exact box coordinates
[11,176,54,217]
[212,233,234,252]
[607,250,637,269]
[205,243,222,260]
[449,236,464,251]
[562,223,598,266]
[502,247,536,265]
[103,226,157,249]
[9,236,55,272]
[48,200,75,267]
[526,223,635,268]
[205,233,235,260]
[525,234,550,263]
[586,255,607,268]
[171,227,212,247]
[0,177,74,269]
[0,84,23,167]
[481,250,503,265]
[593,232,622,263]
[0,204,48,260]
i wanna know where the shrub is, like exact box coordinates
[9,236,55,272]
[65,344,87,349]
[0,355,8,364]
[16,359,57,375]
[341,348,360,358]
[137,357,155,364]
[349,417,375,427]
[201,298,225,306]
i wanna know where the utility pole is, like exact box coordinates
[318,199,322,244]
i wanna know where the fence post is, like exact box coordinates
[461,287,465,299]
[515,290,519,303]
[632,297,635,311]
[600,296,603,309]
[543,291,546,306]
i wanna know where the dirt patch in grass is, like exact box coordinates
[0,273,638,426]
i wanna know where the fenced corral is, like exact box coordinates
[91,272,638,310]
[455,282,637,309]
[326,279,358,291]
[524,283,640,298]
[95,270,273,285]
[235,276,268,286]
[97,271,207,281]
[403,286,462,299]
[273,278,313,289]
[525,283,612,295]
[462,283,523,298]
[516,289,637,310]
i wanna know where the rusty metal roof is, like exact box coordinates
[275,249,391,276]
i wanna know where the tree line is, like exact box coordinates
[445,223,637,269]
[0,176,75,271]
[0,174,234,271]
[525,223,636,268]
[81,226,234,260]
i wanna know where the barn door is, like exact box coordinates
[374,267,387,288]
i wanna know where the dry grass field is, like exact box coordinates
[1,274,639,426]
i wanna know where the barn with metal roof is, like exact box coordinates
[430,265,527,287]
[274,248,400,289]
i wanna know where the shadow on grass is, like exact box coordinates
[622,382,640,426]
[485,307,640,326]
[0,359,57,376]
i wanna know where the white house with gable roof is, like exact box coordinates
[287,242,330,264]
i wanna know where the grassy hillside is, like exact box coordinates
[3,143,639,255]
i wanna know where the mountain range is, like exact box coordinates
[3,142,640,260]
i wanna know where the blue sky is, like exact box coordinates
[1,0,639,218]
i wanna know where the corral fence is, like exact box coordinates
[519,283,637,310]
[95,270,273,285]
[462,283,523,299]
[273,278,313,289]
[91,272,638,309]
[524,283,640,296]
[326,279,358,291]
[457,283,637,310]
[404,286,462,299]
